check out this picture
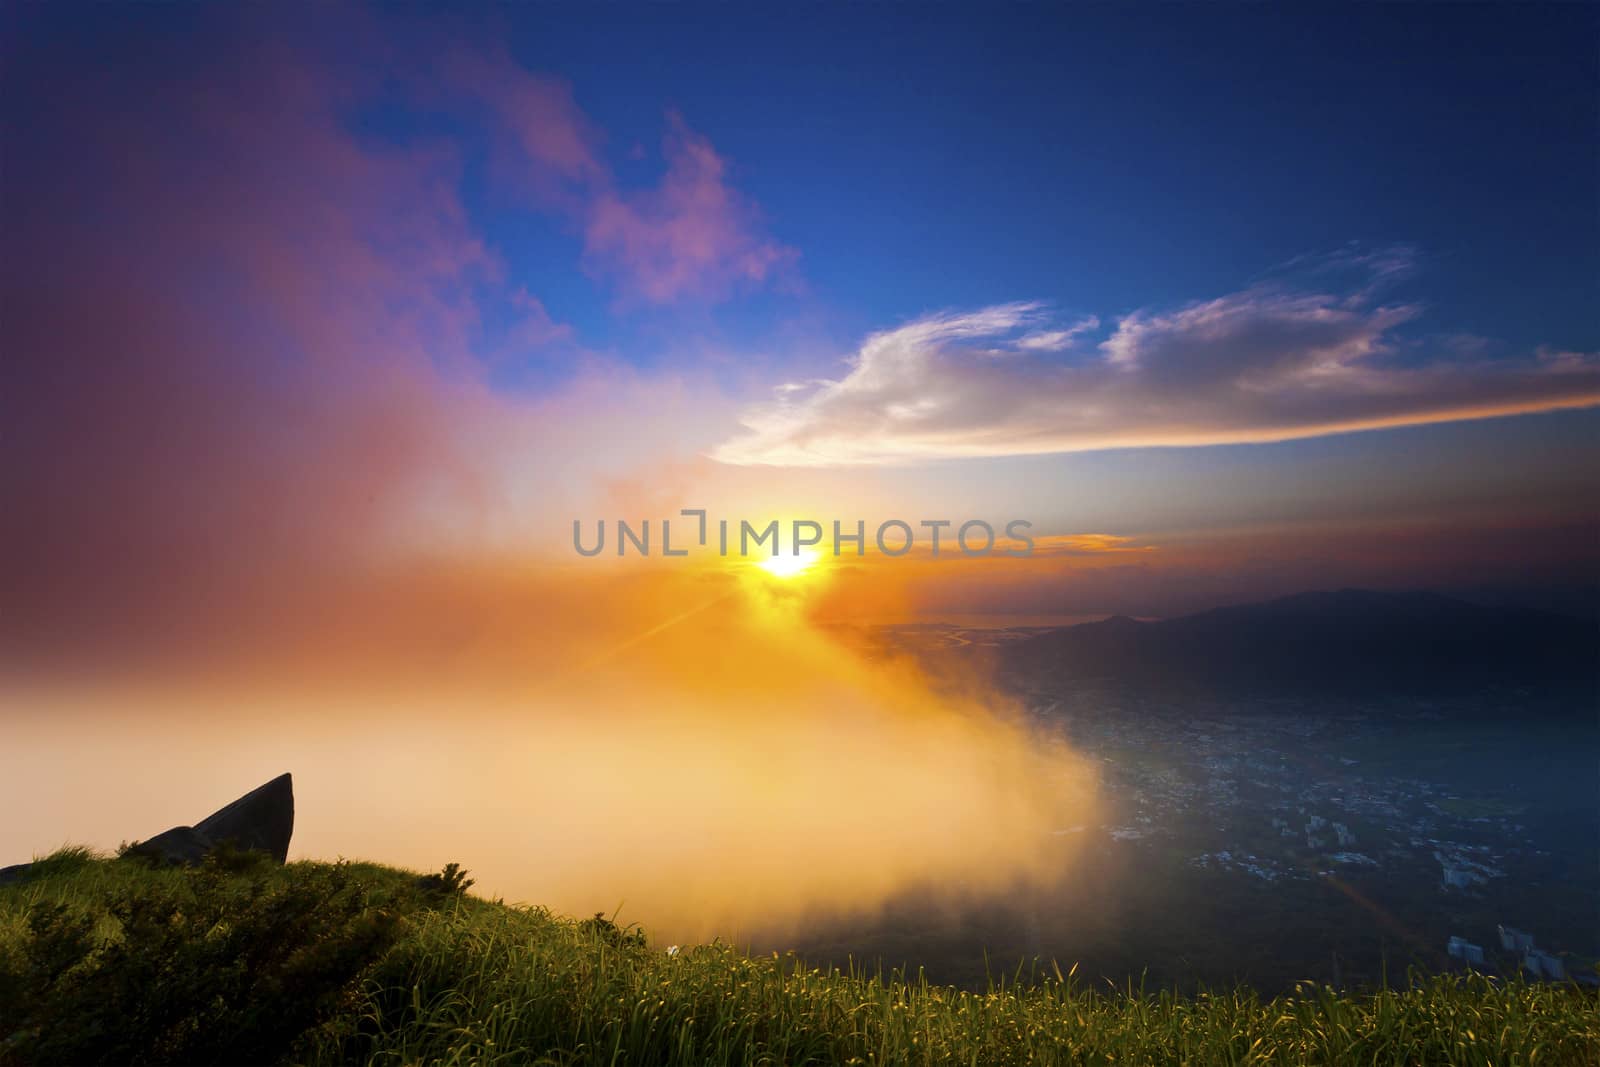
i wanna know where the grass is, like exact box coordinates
[3,849,1596,1065]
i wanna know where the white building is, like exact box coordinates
[1498,925,1535,953]
[1524,950,1566,981]
[1447,936,1485,966]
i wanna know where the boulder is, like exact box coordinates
[126,825,216,866]
[193,772,294,863]
[0,773,296,877]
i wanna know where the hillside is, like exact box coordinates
[2,849,1596,1065]
[1005,589,1598,700]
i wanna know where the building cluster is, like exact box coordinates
[1446,936,1484,966]
[1432,844,1502,891]
[998,681,1586,984]
[1446,925,1573,982]
[1498,925,1567,981]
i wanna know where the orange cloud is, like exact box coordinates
[2,555,1101,942]
[1030,534,1157,556]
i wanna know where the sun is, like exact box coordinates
[756,548,822,580]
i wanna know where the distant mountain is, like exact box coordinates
[1005,589,1598,699]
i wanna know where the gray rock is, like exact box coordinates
[194,772,294,863]
[126,825,216,866]
[0,774,296,876]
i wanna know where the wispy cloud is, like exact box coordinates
[1016,316,1100,352]
[450,52,796,305]
[712,263,1600,466]
[1030,534,1155,556]
[584,112,798,304]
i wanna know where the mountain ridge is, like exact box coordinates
[1004,588,1597,700]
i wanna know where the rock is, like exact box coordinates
[123,773,296,868]
[126,825,216,866]
[0,773,296,876]
[193,773,295,863]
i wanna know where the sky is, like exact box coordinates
[5,1,1597,641]
[1,1,1596,927]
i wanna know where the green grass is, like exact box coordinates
[3,850,1596,1065]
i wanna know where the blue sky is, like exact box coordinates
[6,2,1598,621]
[470,4,1598,366]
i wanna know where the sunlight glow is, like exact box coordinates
[757,548,821,580]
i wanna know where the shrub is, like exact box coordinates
[0,859,398,1064]
[414,861,474,905]
[579,910,648,951]
[6,853,1597,1066]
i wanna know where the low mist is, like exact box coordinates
[1,561,1099,944]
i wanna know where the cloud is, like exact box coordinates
[449,51,796,305]
[445,48,608,191]
[1016,316,1100,352]
[3,560,1102,940]
[1031,534,1155,556]
[0,17,768,665]
[711,272,1600,466]
[583,112,798,304]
